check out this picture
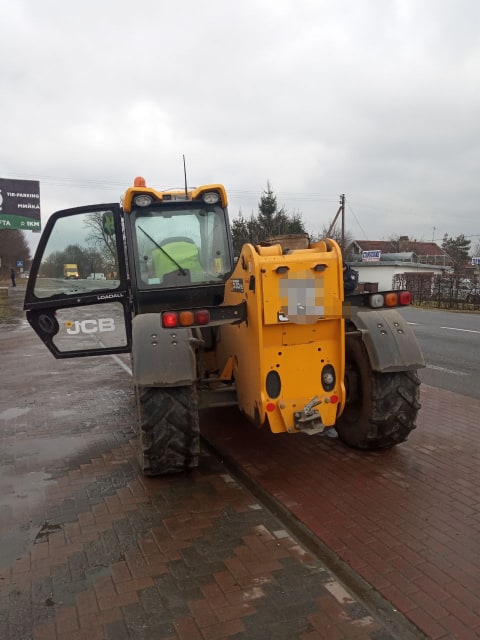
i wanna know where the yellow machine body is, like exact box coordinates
[217,240,346,435]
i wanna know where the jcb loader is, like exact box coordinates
[24,177,424,475]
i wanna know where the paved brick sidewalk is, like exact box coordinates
[0,288,420,639]
[202,387,480,640]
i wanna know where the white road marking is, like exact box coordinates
[97,338,133,375]
[441,326,480,334]
[110,354,132,375]
[427,364,468,376]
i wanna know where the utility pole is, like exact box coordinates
[327,193,346,254]
[340,194,345,254]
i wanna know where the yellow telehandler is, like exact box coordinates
[24,177,424,475]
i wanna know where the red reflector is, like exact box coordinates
[330,395,339,404]
[162,312,178,328]
[195,309,210,325]
[399,291,412,305]
[266,402,276,412]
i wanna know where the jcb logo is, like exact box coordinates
[66,318,115,334]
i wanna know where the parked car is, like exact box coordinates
[431,277,480,302]
[466,291,480,304]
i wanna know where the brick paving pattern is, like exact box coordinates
[202,388,480,640]
[0,288,413,640]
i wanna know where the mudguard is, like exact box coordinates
[350,308,425,372]
[132,314,196,386]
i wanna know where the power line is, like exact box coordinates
[5,173,478,239]
[346,201,369,240]
[5,173,340,200]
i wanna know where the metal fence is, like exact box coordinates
[393,272,480,310]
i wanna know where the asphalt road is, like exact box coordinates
[399,305,480,400]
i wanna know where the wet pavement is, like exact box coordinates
[202,387,480,639]
[0,285,421,640]
[0,285,474,638]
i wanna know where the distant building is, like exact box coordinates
[347,237,453,267]
[345,237,452,291]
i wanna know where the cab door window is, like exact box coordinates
[33,211,120,299]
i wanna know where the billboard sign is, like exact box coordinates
[472,257,480,266]
[362,249,382,262]
[0,178,41,231]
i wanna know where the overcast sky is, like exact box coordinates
[1,0,480,252]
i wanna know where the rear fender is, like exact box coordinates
[350,308,425,372]
[132,314,196,386]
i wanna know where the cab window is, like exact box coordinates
[133,207,231,288]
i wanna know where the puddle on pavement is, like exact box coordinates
[0,470,49,570]
[0,435,106,570]
[0,435,101,521]
[0,525,40,570]
[0,471,47,505]
[5,434,95,465]
[0,407,31,421]
[49,409,77,418]
[0,317,24,329]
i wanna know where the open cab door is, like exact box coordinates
[24,204,132,358]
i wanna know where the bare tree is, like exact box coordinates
[0,229,31,277]
[84,212,119,275]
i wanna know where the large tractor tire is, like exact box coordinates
[136,385,200,475]
[336,335,421,449]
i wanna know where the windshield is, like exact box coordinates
[133,206,232,288]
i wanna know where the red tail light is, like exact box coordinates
[399,291,412,305]
[162,309,210,328]
[162,312,178,328]
[195,310,210,325]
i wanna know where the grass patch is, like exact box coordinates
[0,299,14,321]
[0,283,24,324]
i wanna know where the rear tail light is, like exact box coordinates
[384,292,399,307]
[368,294,384,308]
[367,291,411,309]
[195,309,210,325]
[162,312,178,328]
[162,309,210,328]
[179,311,195,326]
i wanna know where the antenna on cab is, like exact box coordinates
[183,155,188,197]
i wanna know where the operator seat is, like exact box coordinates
[152,236,203,279]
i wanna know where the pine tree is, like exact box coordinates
[442,234,471,273]
[231,183,306,255]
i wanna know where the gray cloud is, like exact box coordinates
[1,0,479,250]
